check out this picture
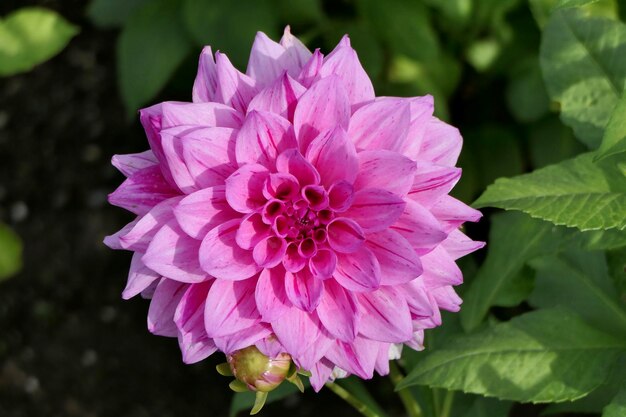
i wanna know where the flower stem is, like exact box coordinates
[325,382,381,417]
[440,390,455,417]
[389,361,423,417]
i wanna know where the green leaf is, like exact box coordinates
[528,117,586,169]
[0,7,79,76]
[473,152,626,231]
[117,0,192,113]
[422,0,473,27]
[597,93,626,161]
[463,397,512,417]
[87,0,150,28]
[604,386,626,417]
[506,59,550,123]
[0,223,22,281]
[540,9,626,148]
[556,0,601,9]
[400,308,626,402]
[529,249,626,335]
[182,0,278,70]
[607,247,626,301]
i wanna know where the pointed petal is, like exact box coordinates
[275,149,320,186]
[420,246,463,288]
[417,117,462,166]
[390,199,447,253]
[334,246,381,292]
[255,266,291,321]
[297,48,323,88]
[247,31,289,87]
[174,281,218,363]
[199,219,261,280]
[235,110,297,169]
[357,286,413,342]
[112,151,157,177]
[403,279,435,318]
[248,73,306,121]
[204,278,260,337]
[293,76,350,152]
[354,150,417,196]
[317,280,358,342]
[142,222,208,283]
[161,101,242,129]
[225,164,270,213]
[348,100,410,151]
[108,165,178,215]
[120,197,182,251]
[284,268,323,312]
[306,127,358,187]
[366,229,422,285]
[430,195,482,232]
[310,358,334,392]
[327,218,365,254]
[215,52,258,113]
[431,285,462,312]
[192,46,218,103]
[104,219,137,250]
[441,230,485,260]
[408,163,461,207]
[324,336,379,379]
[122,253,160,300]
[148,278,188,337]
[280,26,312,72]
[374,343,392,376]
[343,188,405,233]
[174,186,239,240]
[214,324,272,354]
[139,103,178,189]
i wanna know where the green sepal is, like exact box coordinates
[216,362,233,376]
[229,380,249,393]
[297,369,312,377]
[250,391,268,415]
[287,373,305,393]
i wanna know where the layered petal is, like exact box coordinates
[247,72,306,121]
[174,281,217,363]
[148,278,188,337]
[357,286,413,342]
[255,266,291,322]
[284,268,323,312]
[225,164,270,213]
[192,46,218,103]
[108,165,178,215]
[334,246,381,292]
[343,188,405,233]
[317,279,359,342]
[354,150,416,196]
[306,127,358,187]
[204,278,261,337]
[174,186,239,240]
[348,99,411,151]
[365,229,422,285]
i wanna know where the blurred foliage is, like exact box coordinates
[0,7,78,76]
[0,223,22,281]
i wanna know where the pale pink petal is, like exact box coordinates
[441,230,485,260]
[111,150,157,177]
[420,246,463,288]
[161,101,242,129]
[255,266,291,322]
[334,246,381,292]
[297,49,323,88]
[309,249,337,280]
[236,212,271,250]
[215,52,258,113]
[403,279,435,318]
[275,149,320,186]
[354,150,417,196]
[431,285,462,312]
[247,72,306,121]
[324,336,379,379]
[417,117,462,166]
[255,336,286,358]
[174,186,240,240]
[327,217,365,254]
[430,195,482,232]
[235,110,297,169]
[224,164,270,213]
[120,197,182,251]
[122,252,161,300]
[192,46,218,103]
[348,100,410,151]
[280,26,313,73]
[293,76,350,152]
[204,278,260,337]
[174,281,217,364]
[374,343,393,375]
[408,163,461,207]
[298,327,334,371]
[253,236,288,268]
[328,181,354,212]
[214,324,272,354]
[108,165,178,215]
[142,222,208,283]
[319,36,375,107]
[406,330,425,351]
[306,127,358,187]
[199,219,261,280]
[139,103,177,188]
[357,286,413,342]
[104,219,138,250]
[247,31,290,87]
[365,229,423,285]
[148,278,188,337]
[272,306,327,368]
[284,268,323,312]
[317,279,359,342]
[343,188,405,233]
[390,199,447,254]
[310,358,334,392]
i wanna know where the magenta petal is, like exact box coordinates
[357,286,413,342]
[430,195,483,232]
[225,164,270,213]
[255,266,291,322]
[293,76,350,152]
[316,279,359,342]
[375,343,393,375]
[199,219,261,280]
[247,31,291,88]
[408,163,461,207]
[441,230,485,260]
[334,246,381,292]
[390,199,447,253]
[108,165,178,215]
[142,222,208,283]
[120,197,182,251]
[215,52,258,113]
[310,358,334,392]
[309,249,337,280]
[255,336,286,358]
[306,127,358,187]
[236,212,271,250]
[174,281,217,364]
[418,117,462,166]
[420,246,463,287]
[192,46,218,103]
[161,101,242,129]
[275,148,320,186]
[147,278,188,337]
[248,73,306,121]
[104,219,136,250]
[253,236,288,268]
[348,100,411,151]
[214,324,272,354]
[204,278,260,337]
[327,217,365,254]
[354,150,417,196]
[328,181,354,212]
[139,103,178,189]
[297,49,323,88]
[283,242,307,272]
[284,268,323,312]
[366,229,423,285]
[343,188,405,233]
[265,173,300,201]
[325,336,379,379]
[431,285,462,312]
[174,186,239,240]
[122,253,160,300]
[319,35,375,107]
[272,306,328,369]
[235,110,297,169]
[403,279,435,318]
[112,150,157,177]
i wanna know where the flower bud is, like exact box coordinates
[227,346,292,393]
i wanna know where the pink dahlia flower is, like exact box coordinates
[105,28,484,391]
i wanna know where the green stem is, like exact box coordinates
[440,390,455,417]
[389,361,423,417]
[325,382,381,417]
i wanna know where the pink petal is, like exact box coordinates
[253,236,288,268]
[120,197,182,252]
[148,278,188,337]
[408,163,461,207]
[236,212,271,250]
[139,103,177,189]
[327,217,365,254]
[375,343,393,375]
[306,127,358,187]
[255,266,291,322]
[111,150,157,177]
[247,31,290,87]
[174,186,239,240]
[430,195,482,232]
[417,117,462,166]
[235,110,297,169]
[199,219,261,280]
[390,199,447,253]
[309,249,337,280]
[280,26,313,73]
[297,48,323,88]
[319,35,375,107]
[284,268,323,312]
[204,278,261,337]
[348,100,411,151]
[174,281,217,364]
[403,279,435,318]
[264,173,300,201]
[366,229,423,285]
[334,246,381,292]
[343,188,405,233]
[275,149,320,186]
[324,336,379,379]
[293,76,350,152]
[161,101,242,129]
[357,286,413,342]
[142,222,208,283]
[310,358,334,392]
[215,52,258,113]
[224,164,270,213]
[192,46,218,103]
[420,246,463,288]
[255,336,286,358]
[247,72,306,121]
[104,219,136,250]
[406,330,425,351]
[431,285,462,312]
[283,242,307,272]
[441,230,485,260]
[214,324,272,354]
[108,165,178,215]
[354,150,417,196]
[122,252,160,300]
[316,279,359,342]
[328,181,354,212]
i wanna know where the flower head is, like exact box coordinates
[105,28,484,391]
